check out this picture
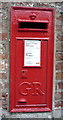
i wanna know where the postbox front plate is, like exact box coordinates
[10,7,54,112]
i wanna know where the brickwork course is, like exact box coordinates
[0,1,63,120]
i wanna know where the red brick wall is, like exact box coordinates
[55,8,63,108]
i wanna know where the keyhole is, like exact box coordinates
[22,70,25,75]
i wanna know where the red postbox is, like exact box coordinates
[10,7,54,112]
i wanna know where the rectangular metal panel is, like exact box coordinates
[10,7,54,112]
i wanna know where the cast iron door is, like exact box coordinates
[10,7,54,112]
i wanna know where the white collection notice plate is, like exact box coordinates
[24,40,41,67]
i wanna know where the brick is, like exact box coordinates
[56,12,62,20]
[4,82,8,88]
[0,43,7,51]
[56,41,62,52]
[0,61,8,70]
[0,73,7,79]
[2,91,8,97]
[0,62,6,70]
[56,53,63,61]
[0,53,8,60]
[56,25,62,31]
[2,95,6,100]
[2,105,7,110]
[56,72,63,80]
[55,92,63,100]
[2,21,8,33]
[1,33,7,40]
[2,94,8,110]
[57,34,61,41]
[56,62,63,70]
[2,98,7,110]
[58,82,63,89]
[55,92,61,100]
[55,100,62,107]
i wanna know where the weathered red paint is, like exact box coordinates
[10,6,54,112]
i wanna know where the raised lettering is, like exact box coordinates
[32,82,45,96]
[18,82,45,96]
[18,82,31,96]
